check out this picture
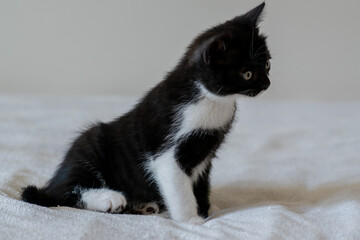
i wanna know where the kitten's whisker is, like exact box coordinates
[238,89,253,96]
[253,45,266,57]
[216,86,224,95]
[250,27,255,59]
[254,52,267,58]
[254,56,267,61]
[252,45,267,62]
[253,51,267,61]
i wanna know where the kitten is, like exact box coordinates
[22,2,271,223]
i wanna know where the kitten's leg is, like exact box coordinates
[193,173,211,218]
[150,148,204,224]
[194,175,221,217]
[194,176,220,218]
[80,188,127,213]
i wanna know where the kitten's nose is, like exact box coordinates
[260,77,270,90]
[260,80,270,90]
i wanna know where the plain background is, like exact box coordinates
[0,0,359,100]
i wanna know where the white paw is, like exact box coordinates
[208,204,220,216]
[187,216,206,225]
[81,188,127,213]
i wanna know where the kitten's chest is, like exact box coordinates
[176,95,236,138]
[171,95,236,181]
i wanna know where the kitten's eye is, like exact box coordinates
[242,71,252,80]
[265,60,271,70]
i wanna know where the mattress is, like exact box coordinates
[1,95,359,239]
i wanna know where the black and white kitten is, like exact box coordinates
[22,3,271,224]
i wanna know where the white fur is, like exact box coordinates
[81,188,127,213]
[148,83,237,222]
[197,82,238,104]
[174,83,236,139]
[191,157,211,183]
[150,148,199,222]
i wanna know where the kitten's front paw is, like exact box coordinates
[104,192,127,213]
[187,216,206,225]
[82,189,127,213]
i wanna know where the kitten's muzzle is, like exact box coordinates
[260,81,270,91]
[259,77,270,91]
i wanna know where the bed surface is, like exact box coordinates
[1,95,359,240]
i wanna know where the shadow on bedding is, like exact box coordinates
[0,169,45,200]
[209,181,360,218]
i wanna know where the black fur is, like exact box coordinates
[193,163,212,218]
[22,3,270,217]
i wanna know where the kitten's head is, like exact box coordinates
[187,2,270,97]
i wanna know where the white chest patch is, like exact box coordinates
[175,84,236,139]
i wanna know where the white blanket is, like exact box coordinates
[1,95,359,240]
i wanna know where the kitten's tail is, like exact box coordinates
[21,185,57,207]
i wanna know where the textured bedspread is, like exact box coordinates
[1,95,359,240]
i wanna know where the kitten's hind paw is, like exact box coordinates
[132,202,159,215]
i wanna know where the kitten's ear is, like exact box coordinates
[242,2,265,26]
[202,33,231,65]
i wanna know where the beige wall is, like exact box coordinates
[0,0,359,100]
